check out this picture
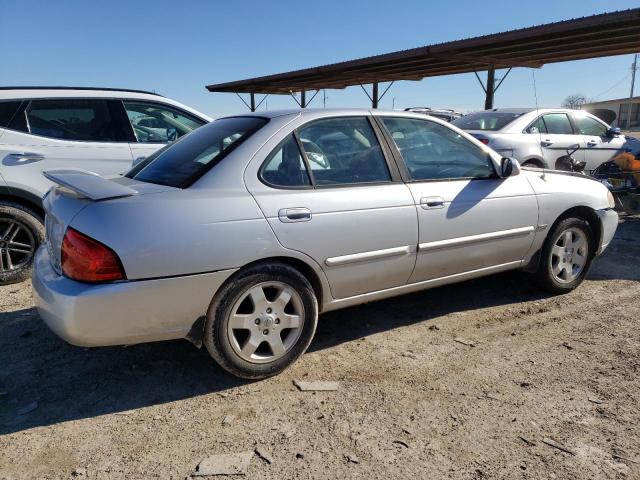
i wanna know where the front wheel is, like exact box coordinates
[0,202,44,285]
[204,263,318,379]
[532,217,594,294]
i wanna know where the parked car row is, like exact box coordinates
[33,109,618,379]
[0,87,210,284]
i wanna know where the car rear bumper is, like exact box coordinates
[596,208,618,255]
[32,247,237,347]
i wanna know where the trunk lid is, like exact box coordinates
[42,170,176,274]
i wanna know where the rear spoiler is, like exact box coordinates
[43,170,138,201]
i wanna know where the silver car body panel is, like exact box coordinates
[33,108,619,347]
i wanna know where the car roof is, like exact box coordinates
[221,108,462,121]
[0,86,164,101]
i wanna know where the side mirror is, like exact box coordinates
[500,157,521,178]
[607,127,621,137]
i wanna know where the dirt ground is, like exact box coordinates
[1,216,639,480]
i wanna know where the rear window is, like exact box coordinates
[0,101,23,129]
[452,112,523,131]
[127,116,268,188]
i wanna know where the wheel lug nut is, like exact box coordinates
[266,308,272,314]
[254,319,260,325]
[263,329,269,335]
[275,318,280,324]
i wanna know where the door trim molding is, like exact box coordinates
[325,245,413,267]
[418,226,535,252]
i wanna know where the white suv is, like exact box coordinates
[0,87,211,284]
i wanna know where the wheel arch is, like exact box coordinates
[236,256,326,310]
[0,187,45,220]
[520,157,545,168]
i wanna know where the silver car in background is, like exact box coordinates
[33,109,618,379]
[452,108,636,171]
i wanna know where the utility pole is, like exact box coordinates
[626,53,638,130]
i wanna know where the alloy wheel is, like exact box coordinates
[550,227,588,283]
[227,281,305,364]
[0,218,36,273]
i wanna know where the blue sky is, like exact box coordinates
[1,0,637,118]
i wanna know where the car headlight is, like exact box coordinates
[607,190,616,208]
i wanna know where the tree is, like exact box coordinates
[562,94,587,110]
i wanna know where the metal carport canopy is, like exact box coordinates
[205,8,640,109]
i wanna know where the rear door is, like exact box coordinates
[571,112,626,171]
[122,101,207,165]
[377,115,538,282]
[0,98,134,196]
[526,112,585,168]
[247,115,418,300]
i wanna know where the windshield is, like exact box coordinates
[127,116,268,188]
[452,112,523,131]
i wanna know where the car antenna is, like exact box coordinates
[532,69,546,180]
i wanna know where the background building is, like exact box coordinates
[584,96,639,130]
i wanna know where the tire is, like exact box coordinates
[532,217,594,294]
[522,159,544,169]
[0,202,44,285]
[204,262,318,379]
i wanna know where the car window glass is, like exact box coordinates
[123,101,205,143]
[297,117,391,185]
[261,134,311,187]
[0,101,23,129]
[27,99,125,141]
[128,116,267,188]
[573,115,608,136]
[526,116,547,134]
[381,117,495,181]
[541,113,573,135]
[452,112,523,131]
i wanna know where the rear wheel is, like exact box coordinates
[533,217,594,293]
[204,262,318,379]
[0,202,44,285]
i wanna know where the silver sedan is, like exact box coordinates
[33,109,618,379]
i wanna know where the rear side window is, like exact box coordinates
[540,113,573,135]
[297,117,391,185]
[261,134,311,187]
[27,99,128,142]
[0,101,23,129]
[452,112,523,131]
[123,101,205,143]
[129,116,268,188]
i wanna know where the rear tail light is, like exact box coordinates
[476,136,490,145]
[61,228,126,282]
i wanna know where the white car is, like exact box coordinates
[0,86,211,284]
[452,108,637,171]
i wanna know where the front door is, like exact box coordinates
[247,116,418,300]
[571,112,626,171]
[377,115,538,283]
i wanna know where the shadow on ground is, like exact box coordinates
[0,216,637,435]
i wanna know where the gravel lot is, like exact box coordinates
[1,216,639,479]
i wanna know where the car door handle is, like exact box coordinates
[420,196,445,209]
[541,139,553,147]
[278,207,312,223]
[586,140,598,147]
[7,152,45,162]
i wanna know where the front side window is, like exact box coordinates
[452,111,523,131]
[573,114,608,136]
[128,116,267,188]
[123,101,205,143]
[0,101,23,129]
[541,113,573,135]
[261,134,311,187]
[296,117,391,185]
[381,117,495,181]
